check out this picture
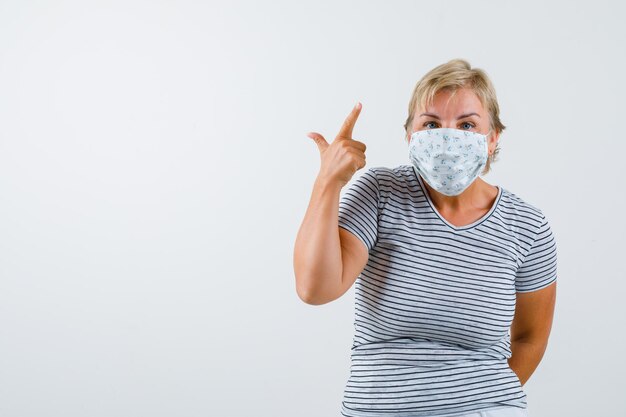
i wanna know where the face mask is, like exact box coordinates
[408,127,490,196]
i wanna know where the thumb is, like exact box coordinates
[307,132,329,153]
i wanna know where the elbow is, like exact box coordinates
[294,260,320,305]
[294,275,334,306]
[295,282,312,304]
[295,281,324,306]
[293,257,340,306]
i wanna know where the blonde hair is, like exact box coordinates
[403,59,506,175]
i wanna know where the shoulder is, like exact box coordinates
[364,164,416,186]
[497,186,552,235]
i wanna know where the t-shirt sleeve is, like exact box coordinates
[337,167,380,252]
[515,213,558,293]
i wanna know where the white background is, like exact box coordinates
[0,1,624,416]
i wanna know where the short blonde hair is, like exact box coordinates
[403,59,506,175]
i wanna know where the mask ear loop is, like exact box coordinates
[483,129,493,156]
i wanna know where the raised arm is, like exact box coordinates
[293,102,369,305]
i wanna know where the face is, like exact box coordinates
[407,87,499,155]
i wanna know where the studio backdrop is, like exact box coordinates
[0,1,624,416]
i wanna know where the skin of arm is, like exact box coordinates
[508,281,557,386]
[293,177,344,305]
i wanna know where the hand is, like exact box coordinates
[307,102,367,187]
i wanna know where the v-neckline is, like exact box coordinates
[412,165,502,231]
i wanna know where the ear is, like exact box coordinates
[488,131,501,154]
[406,130,413,144]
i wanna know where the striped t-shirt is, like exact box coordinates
[337,164,557,417]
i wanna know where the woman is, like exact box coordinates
[293,59,557,417]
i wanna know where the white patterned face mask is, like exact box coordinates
[408,128,490,196]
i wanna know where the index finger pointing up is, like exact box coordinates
[338,102,362,139]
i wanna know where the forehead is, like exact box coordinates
[419,88,486,115]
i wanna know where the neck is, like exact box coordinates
[422,177,494,212]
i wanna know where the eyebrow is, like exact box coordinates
[419,112,481,119]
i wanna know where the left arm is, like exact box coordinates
[508,281,557,386]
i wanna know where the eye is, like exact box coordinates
[460,121,475,130]
[424,121,438,129]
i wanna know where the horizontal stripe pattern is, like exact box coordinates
[337,164,557,417]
